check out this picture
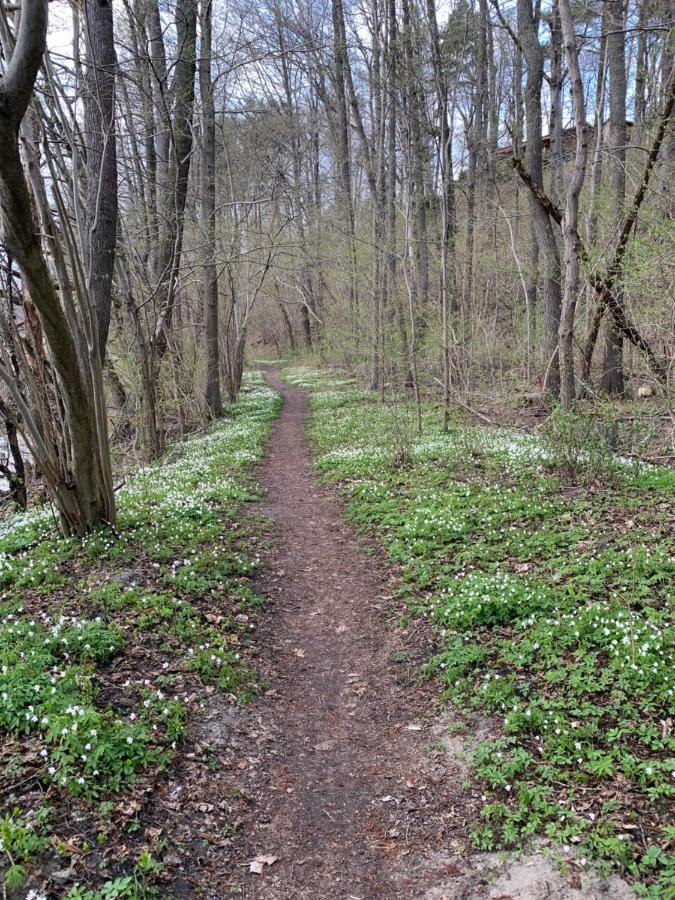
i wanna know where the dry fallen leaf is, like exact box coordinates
[250,854,278,874]
[293,647,306,658]
[116,798,142,816]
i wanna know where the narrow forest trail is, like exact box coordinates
[218,369,474,898]
[200,371,638,900]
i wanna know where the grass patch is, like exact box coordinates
[0,375,280,895]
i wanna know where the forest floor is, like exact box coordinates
[1,368,672,898]
[207,369,639,899]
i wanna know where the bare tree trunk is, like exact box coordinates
[384,0,403,377]
[585,8,607,264]
[0,0,115,533]
[152,0,197,361]
[0,399,27,509]
[199,0,223,418]
[426,0,456,429]
[146,0,170,220]
[601,0,627,395]
[558,0,588,406]
[82,0,117,361]
[635,0,648,126]
[463,142,477,319]
[549,0,564,207]
[518,0,562,398]
[331,0,359,335]
[369,0,386,389]
[401,0,429,342]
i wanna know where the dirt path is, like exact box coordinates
[213,370,473,898]
[197,371,636,900]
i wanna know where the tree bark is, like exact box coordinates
[199,0,223,418]
[548,0,564,207]
[558,0,588,406]
[517,0,562,398]
[426,0,456,428]
[331,0,359,335]
[152,0,197,360]
[82,0,117,360]
[0,0,115,533]
[601,0,627,395]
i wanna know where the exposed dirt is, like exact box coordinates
[195,370,635,899]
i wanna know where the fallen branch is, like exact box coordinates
[511,75,674,386]
[580,74,675,381]
[432,378,499,425]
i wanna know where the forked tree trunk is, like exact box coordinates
[0,0,116,534]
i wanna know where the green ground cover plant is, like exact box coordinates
[289,366,675,897]
[0,375,280,896]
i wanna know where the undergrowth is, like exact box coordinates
[288,365,675,898]
[0,374,280,897]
